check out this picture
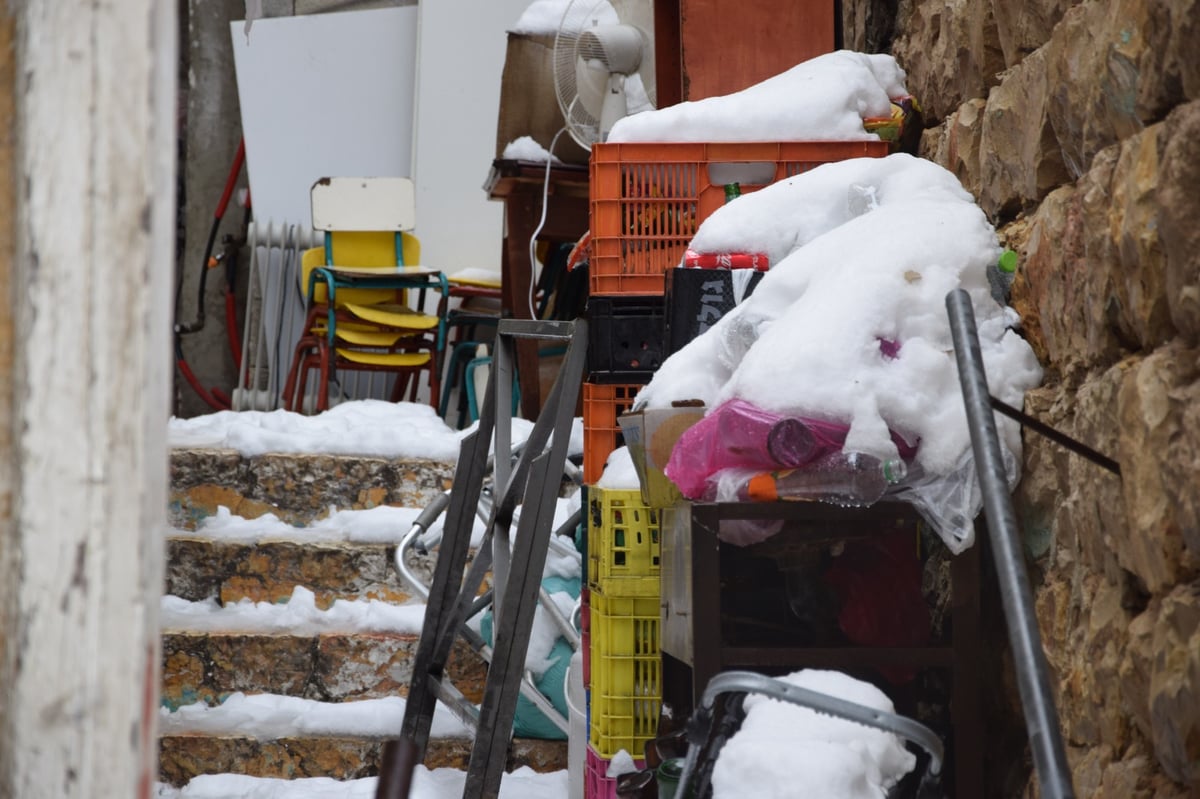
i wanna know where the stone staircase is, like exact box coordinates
[161,448,568,789]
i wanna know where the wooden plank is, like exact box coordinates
[3,2,175,797]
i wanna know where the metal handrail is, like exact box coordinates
[946,289,1075,799]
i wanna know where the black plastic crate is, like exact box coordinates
[665,268,764,355]
[586,296,665,382]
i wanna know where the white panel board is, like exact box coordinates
[413,0,532,273]
[230,7,418,230]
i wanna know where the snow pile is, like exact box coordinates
[509,0,574,35]
[608,51,907,144]
[168,401,466,460]
[168,399,571,462]
[180,504,430,545]
[502,135,563,164]
[156,766,566,799]
[161,693,470,740]
[710,670,918,799]
[594,445,641,489]
[637,154,1042,550]
[160,587,427,635]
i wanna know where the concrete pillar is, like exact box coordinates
[0,1,175,797]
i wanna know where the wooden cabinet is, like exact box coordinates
[655,0,835,105]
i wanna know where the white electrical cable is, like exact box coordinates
[528,127,570,320]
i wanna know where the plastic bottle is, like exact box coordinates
[723,182,741,203]
[987,249,1018,305]
[742,451,908,507]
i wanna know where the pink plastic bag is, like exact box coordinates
[664,398,917,500]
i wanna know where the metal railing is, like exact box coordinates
[946,289,1076,799]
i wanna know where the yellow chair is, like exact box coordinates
[281,177,448,412]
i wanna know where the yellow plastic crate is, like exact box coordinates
[587,487,660,597]
[588,590,662,759]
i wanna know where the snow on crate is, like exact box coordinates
[636,154,1042,552]
[607,50,908,143]
[710,670,917,799]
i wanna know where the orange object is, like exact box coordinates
[589,141,890,296]
[745,470,781,501]
[582,381,644,484]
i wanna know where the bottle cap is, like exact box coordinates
[998,249,1018,273]
[883,459,907,484]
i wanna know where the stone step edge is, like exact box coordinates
[169,448,455,529]
[158,733,568,786]
[161,631,488,709]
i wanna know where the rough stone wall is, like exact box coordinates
[848,0,1200,795]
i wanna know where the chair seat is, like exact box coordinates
[332,327,417,347]
[335,348,432,367]
[344,301,440,329]
[447,268,502,290]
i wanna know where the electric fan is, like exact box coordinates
[553,0,656,149]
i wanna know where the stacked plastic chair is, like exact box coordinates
[281,177,449,413]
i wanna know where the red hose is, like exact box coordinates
[177,354,230,411]
[216,139,245,219]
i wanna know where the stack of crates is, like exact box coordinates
[581,139,891,478]
[580,141,890,797]
[584,487,661,798]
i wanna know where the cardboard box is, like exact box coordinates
[495,33,589,166]
[618,403,706,507]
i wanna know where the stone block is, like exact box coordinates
[1020,185,1097,371]
[980,47,1071,219]
[891,0,1005,123]
[1042,0,1198,180]
[1136,0,1200,120]
[1037,572,1132,748]
[1101,126,1174,350]
[1117,342,1200,592]
[166,538,413,606]
[170,449,454,528]
[1148,582,1200,784]
[1012,116,1181,368]
[158,734,567,786]
[990,0,1078,68]
[161,631,490,708]
[929,97,986,199]
[1156,100,1200,344]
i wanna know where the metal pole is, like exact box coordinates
[945,289,1076,799]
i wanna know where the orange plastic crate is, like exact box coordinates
[588,591,662,759]
[589,140,890,296]
[583,381,644,484]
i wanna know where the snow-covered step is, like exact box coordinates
[156,765,567,798]
[161,630,487,708]
[167,537,422,606]
[170,448,456,527]
[168,403,473,528]
[164,503,483,606]
[158,693,567,786]
[160,586,487,707]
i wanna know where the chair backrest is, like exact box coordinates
[311,177,416,232]
[310,176,421,274]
